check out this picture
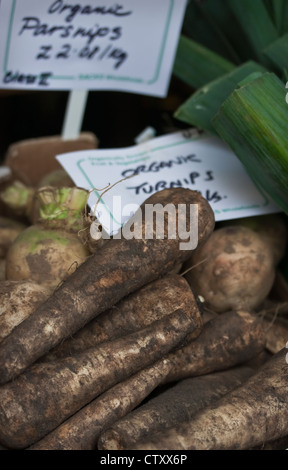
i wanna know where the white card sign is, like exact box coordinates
[0,0,187,96]
[56,129,281,235]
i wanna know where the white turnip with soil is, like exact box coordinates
[5,186,91,290]
[0,215,26,258]
[183,225,278,313]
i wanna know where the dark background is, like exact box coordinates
[0,76,192,163]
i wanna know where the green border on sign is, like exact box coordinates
[4,0,175,85]
[75,133,270,226]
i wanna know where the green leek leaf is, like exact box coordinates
[182,0,242,63]
[173,35,235,89]
[264,33,288,79]
[225,0,279,65]
[212,72,288,215]
[174,61,267,134]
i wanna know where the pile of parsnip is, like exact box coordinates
[0,167,288,451]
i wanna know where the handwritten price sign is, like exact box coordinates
[56,130,281,235]
[0,0,187,96]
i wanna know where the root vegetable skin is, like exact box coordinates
[43,273,203,362]
[28,359,175,451]
[0,306,199,449]
[32,309,262,451]
[0,281,51,342]
[5,225,90,288]
[162,309,265,384]
[0,216,26,258]
[183,225,276,313]
[0,188,215,384]
[132,348,288,450]
[97,366,254,450]
[220,214,288,266]
[5,186,91,289]
[31,309,262,450]
[37,169,74,189]
[29,311,261,451]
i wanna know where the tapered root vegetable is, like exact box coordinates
[131,348,288,450]
[162,309,265,384]
[0,281,51,342]
[97,366,254,450]
[252,434,288,451]
[244,349,272,371]
[183,225,276,313]
[0,188,215,384]
[28,359,175,450]
[43,273,203,362]
[29,311,263,450]
[0,306,199,449]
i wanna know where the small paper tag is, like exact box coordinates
[56,129,280,235]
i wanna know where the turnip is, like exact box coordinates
[0,181,35,223]
[0,171,74,226]
[0,215,26,258]
[37,169,74,189]
[32,170,75,224]
[183,225,276,313]
[219,213,288,265]
[5,186,90,290]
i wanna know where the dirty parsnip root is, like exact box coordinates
[0,188,215,384]
[43,273,203,362]
[0,306,199,449]
[28,359,177,451]
[131,348,288,450]
[30,309,264,450]
[161,309,265,384]
[97,366,254,450]
[0,280,51,342]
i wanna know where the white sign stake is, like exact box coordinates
[61,90,89,140]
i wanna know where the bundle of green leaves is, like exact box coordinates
[173,0,288,215]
